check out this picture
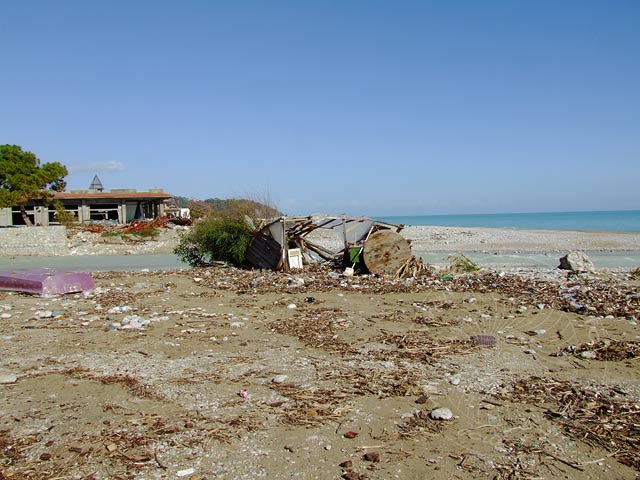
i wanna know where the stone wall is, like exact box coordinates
[0,226,69,257]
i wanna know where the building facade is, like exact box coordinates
[0,188,173,227]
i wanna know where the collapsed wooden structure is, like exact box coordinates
[245,214,412,275]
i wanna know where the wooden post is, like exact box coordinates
[282,218,287,271]
[341,219,348,249]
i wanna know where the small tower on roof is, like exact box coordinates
[89,175,104,192]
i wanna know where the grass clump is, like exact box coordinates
[445,254,480,274]
[174,214,253,267]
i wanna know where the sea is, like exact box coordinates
[376,210,640,232]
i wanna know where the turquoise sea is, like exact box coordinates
[376,210,640,232]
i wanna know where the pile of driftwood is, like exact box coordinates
[396,256,433,278]
[497,376,640,471]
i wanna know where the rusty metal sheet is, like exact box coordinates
[245,231,282,270]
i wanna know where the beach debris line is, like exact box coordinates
[552,339,639,361]
[496,376,640,471]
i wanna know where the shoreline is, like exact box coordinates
[0,225,638,271]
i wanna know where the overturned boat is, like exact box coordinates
[0,269,95,295]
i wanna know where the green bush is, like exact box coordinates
[174,215,253,267]
[445,254,480,274]
[52,200,77,227]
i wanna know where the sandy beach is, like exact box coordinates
[0,225,639,479]
[1,262,639,479]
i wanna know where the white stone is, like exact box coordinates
[449,376,461,386]
[430,407,453,420]
[580,350,597,359]
[272,375,288,384]
[0,373,18,384]
[287,304,297,309]
[559,251,595,273]
[523,349,536,355]
[176,467,195,477]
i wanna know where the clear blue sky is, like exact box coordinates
[1,1,638,216]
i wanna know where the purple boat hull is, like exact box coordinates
[0,269,95,295]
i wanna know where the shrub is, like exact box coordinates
[174,215,253,267]
[52,200,77,227]
[445,254,480,274]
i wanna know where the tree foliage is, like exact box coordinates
[174,214,254,267]
[0,145,68,224]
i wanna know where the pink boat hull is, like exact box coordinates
[0,269,95,295]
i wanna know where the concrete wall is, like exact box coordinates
[0,226,69,256]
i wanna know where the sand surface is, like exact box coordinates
[1,266,639,479]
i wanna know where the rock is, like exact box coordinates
[363,451,380,462]
[449,376,461,385]
[580,350,597,359]
[272,375,288,384]
[287,304,297,309]
[0,373,18,384]
[430,407,453,420]
[523,349,536,355]
[176,467,195,477]
[559,251,595,272]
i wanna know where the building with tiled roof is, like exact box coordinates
[0,175,173,226]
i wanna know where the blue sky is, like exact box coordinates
[1,1,638,216]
